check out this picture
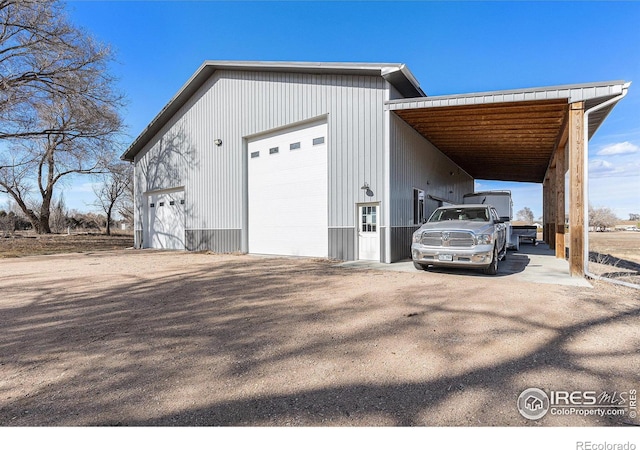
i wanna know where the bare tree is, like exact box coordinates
[117,166,134,228]
[589,204,618,231]
[0,0,124,233]
[94,162,131,235]
[516,207,534,224]
[49,194,68,233]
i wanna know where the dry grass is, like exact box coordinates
[0,231,134,258]
[588,231,640,285]
[589,231,640,264]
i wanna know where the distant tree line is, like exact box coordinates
[0,208,31,235]
[513,205,628,231]
[1,192,132,236]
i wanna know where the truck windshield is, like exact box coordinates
[428,208,489,222]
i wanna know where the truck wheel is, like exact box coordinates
[413,261,428,271]
[483,245,499,275]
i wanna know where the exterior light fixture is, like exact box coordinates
[214,139,222,146]
[360,182,370,190]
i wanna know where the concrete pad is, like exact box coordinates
[339,242,592,288]
[503,242,592,287]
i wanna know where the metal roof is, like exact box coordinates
[387,81,630,183]
[121,61,424,161]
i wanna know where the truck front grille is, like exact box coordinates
[420,231,475,247]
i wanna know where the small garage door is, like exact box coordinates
[248,121,328,257]
[145,189,185,250]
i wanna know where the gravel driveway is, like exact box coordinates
[1,250,638,426]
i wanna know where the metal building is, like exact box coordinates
[122,61,629,273]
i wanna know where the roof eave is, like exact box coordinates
[386,80,628,110]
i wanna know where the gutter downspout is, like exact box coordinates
[581,82,637,289]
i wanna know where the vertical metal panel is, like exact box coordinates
[382,84,392,263]
[389,113,474,227]
[185,229,241,252]
[134,230,143,249]
[328,227,355,261]
[390,226,419,262]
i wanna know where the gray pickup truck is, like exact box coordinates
[411,204,507,275]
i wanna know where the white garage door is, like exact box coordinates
[145,189,185,250]
[248,121,328,257]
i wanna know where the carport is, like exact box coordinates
[386,81,630,277]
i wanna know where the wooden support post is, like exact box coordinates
[548,165,557,251]
[543,109,568,250]
[568,102,585,275]
[555,142,566,259]
[542,178,549,244]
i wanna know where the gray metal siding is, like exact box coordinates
[134,70,387,253]
[186,229,242,252]
[328,227,355,261]
[388,83,404,101]
[390,226,418,262]
[389,113,474,228]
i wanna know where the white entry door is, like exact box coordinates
[358,204,380,261]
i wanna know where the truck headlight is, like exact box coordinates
[476,234,493,245]
[412,232,422,243]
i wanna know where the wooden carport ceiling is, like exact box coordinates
[393,99,569,183]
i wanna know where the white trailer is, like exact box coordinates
[463,191,519,250]
[463,191,512,221]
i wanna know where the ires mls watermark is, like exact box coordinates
[517,387,637,420]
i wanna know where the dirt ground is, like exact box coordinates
[0,250,638,427]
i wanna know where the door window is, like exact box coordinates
[361,205,377,232]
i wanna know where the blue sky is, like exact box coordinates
[5,1,639,220]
